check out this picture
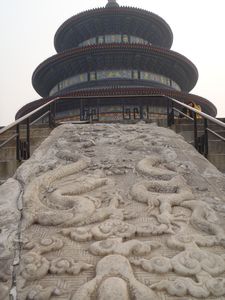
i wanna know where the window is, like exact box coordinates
[49,69,181,96]
[97,71,105,80]
[49,85,59,96]
[90,72,96,81]
[79,35,149,47]
[122,34,129,43]
[81,40,89,47]
[121,70,132,78]
[132,70,139,79]
[59,81,65,89]
[130,36,137,43]
[98,36,104,44]
[97,70,132,80]
[112,34,122,43]
[105,35,113,43]
[88,37,96,45]
[79,73,88,83]
[140,71,150,80]
[130,36,148,44]
[171,81,181,91]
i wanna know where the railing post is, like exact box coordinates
[53,101,56,126]
[194,112,198,150]
[48,104,52,127]
[49,102,56,128]
[167,98,170,126]
[140,104,144,120]
[167,98,174,126]
[16,124,20,161]
[80,99,83,121]
[204,118,208,158]
[89,109,93,123]
[26,117,30,159]
[147,104,149,120]
[97,99,100,121]
[171,101,175,125]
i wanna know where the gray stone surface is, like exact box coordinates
[1,122,225,299]
[0,178,21,300]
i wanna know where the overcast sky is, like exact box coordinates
[0,0,225,126]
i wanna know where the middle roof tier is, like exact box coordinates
[32,44,198,97]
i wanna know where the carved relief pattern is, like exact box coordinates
[0,178,21,300]
[8,123,225,299]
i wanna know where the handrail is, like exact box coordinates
[173,107,194,121]
[0,133,18,148]
[207,128,225,142]
[0,97,60,135]
[0,93,224,163]
[30,110,51,126]
[1,93,224,135]
[0,93,151,134]
[165,95,225,158]
[166,96,225,129]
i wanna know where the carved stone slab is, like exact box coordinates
[1,122,225,299]
[0,178,21,299]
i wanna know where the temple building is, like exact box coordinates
[16,0,217,121]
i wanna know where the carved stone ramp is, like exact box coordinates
[0,122,225,300]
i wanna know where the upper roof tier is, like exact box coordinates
[54,6,173,52]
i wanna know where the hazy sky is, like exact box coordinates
[0,0,225,126]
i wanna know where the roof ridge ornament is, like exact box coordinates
[106,0,120,8]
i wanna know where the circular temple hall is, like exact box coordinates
[16,0,217,122]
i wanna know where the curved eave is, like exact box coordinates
[54,6,173,51]
[32,44,198,97]
[16,87,216,119]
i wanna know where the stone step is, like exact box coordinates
[174,124,225,134]
[0,130,50,179]
[0,145,40,160]
[0,137,50,150]
[207,154,225,173]
[0,126,51,140]
[174,117,225,125]
[208,130,225,138]
[173,125,225,133]
[0,133,50,144]
[208,140,225,154]
[178,130,225,143]
[187,140,225,154]
[0,125,51,177]
[0,127,52,150]
[0,160,21,180]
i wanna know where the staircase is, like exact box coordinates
[0,125,52,181]
[172,118,225,172]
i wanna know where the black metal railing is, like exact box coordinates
[166,96,225,158]
[0,97,58,161]
[0,94,225,162]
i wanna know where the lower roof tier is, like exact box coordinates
[32,44,198,97]
[16,87,217,119]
